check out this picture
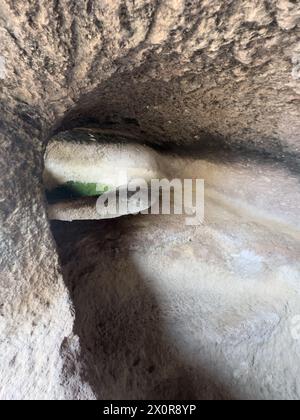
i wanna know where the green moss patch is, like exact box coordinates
[46,181,110,203]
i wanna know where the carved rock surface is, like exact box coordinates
[0,0,299,400]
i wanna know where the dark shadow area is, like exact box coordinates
[51,217,234,400]
[50,69,299,178]
[161,144,300,178]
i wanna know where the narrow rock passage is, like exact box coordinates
[49,133,300,399]
[1,0,300,400]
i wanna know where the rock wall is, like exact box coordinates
[0,0,299,400]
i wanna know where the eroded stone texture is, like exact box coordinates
[0,0,299,400]
[0,0,300,154]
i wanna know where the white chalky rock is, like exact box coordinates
[44,131,162,190]
[44,131,163,221]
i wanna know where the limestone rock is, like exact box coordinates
[0,0,300,400]
[44,130,162,192]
